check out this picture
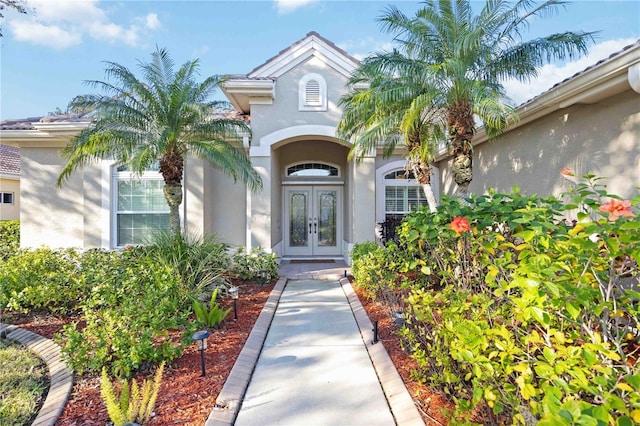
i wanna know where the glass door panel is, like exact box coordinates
[289,192,308,247]
[317,190,336,247]
[284,186,341,257]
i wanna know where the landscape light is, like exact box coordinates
[192,330,210,377]
[229,286,240,320]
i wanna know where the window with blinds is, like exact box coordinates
[383,169,427,218]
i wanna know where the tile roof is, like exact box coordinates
[0,144,20,176]
[246,31,359,78]
[519,39,640,107]
[0,114,90,130]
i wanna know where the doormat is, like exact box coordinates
[290,259,336,264]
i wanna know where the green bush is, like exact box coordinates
[361,174,639,424]
[0,220,19,261]
[230,246,279,282]
[145,231,231,293]
[0,248,86,313]
[192,287,231,328]
[60,255,195,378]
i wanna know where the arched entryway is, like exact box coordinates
[271,138,350,259]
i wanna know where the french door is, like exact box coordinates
[284,186,342,257]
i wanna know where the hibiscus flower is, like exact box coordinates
[598,199,635,221]
[561,167,574,176]
[449,216,471,235]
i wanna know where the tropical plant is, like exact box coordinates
[230,246,279,282]
[56,47,262,235]
[346,0,594,196]
[100,362,164,426]
[387,172,639,424]
[145,230,231,293]
[338,64,443,212]
[192,287,231,328]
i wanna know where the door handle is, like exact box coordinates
[309,218,313,234]
[313,218,318,234]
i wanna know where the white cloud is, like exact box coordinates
[502,38,638,105]
[7,0,161,49]
[145,13,161,30]
[9,20,81,49]
[274,0,318,15]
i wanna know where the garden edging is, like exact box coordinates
[0,323,74,426]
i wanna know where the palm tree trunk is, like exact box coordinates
[448,101,475,197]
[159,149,185,237]
[407,155,438,213]
[164,183,183,236]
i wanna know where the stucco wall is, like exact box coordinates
[437,90,640,200]
[20,147,84,248]
[250,56,347,145]
[0,178,20,220]
[202,161,248,248]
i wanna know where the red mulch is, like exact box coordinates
[351,285,452,425]
[8,278,454,425]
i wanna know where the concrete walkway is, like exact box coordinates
[206,260,424,426]
[235,278,395,426]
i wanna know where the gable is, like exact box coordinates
[248,31,359,79]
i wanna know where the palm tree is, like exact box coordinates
[57,48,262,236]
[351,0,595,196]
[338,61,443,212]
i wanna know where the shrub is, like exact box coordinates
[230,246,279,282]
[145,231,231,293]
[0,220,19,261]
[60,255,195,378]
[370,174,639,424]
[0,248,85,313]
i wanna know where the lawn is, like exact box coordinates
[0,339,48,425]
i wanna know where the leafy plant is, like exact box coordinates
[100,362,165,426]
[230,246,279,282]
[192,287,231,328]
[145,231,231,293]
[0,220,19,261]
[354,173,640,424]
[60,256,195,378]
[0,247,87,313]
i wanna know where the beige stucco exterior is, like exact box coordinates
[0,177,19,220]
[0,34,638,261]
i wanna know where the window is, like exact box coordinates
[298,73,327,111]
[0,192,14,204]
[287,163,339,177]
[383,170,427,219]
[113,166,169,246]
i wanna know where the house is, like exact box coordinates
[0,144,20,220]
[0,33,638,262]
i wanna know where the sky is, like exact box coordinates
[0,0,638,120]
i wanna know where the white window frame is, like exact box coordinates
[285,161,341,178]
[0,192,14,204]
[298,73,327,111]
[111,165,170,247]
[375,160,440,222]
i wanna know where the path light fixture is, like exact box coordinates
[192,330,210,377]
[372,320,379,344]
[229,286,240,320]
[260,269,268,286]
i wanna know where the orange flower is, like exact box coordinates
[561,167,574,176]
[449,216,471,235]
[598,199,635,221]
